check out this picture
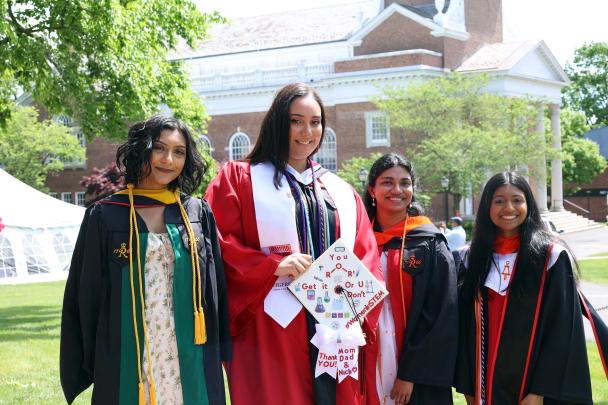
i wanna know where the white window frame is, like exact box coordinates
[76,192,86,207]
[199,134,213,153]
[365,111,390,147]
[52,232,74,271]
[313,127,338,172]
[0,235,17,278]
[49,192,59,199]
[61,192,73,204]
[228,131,251,161]
[53,114,86,169]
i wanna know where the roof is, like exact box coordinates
[585,126,608,159]
[458,40,543,72]
[457,40,569,83]
[0,168,85,229]
[171,0,378,59]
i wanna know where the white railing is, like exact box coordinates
[191,63,334,92]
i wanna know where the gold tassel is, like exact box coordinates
[198,306,207,344]
[149,382,157,405]
[194,310,203,344]
[138,382,145,405]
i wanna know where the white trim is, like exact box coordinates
[340,49,443,62]
[365,112,390,148]
[61,192,73,204]
[228,131,251,160]
[349,3,441,44]
[199,134,214,152]
[430,27,470,41]
[75,192,86,207]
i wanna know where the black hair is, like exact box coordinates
[459,172,555,304]
[247,83,326,188]
[116,115,206,195]
[364,153,423,220]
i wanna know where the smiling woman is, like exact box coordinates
[456,172,608,405]
[205,83,382,405]
[364,153,458,405]
[60,115,231,405]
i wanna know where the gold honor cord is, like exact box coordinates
[174,190,207,345]
[398,215,409,332]
[127,184,157,405]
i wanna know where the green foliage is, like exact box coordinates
[563,42,608,127]
[0,105,84,191]
[562,137,607,191]
[336,153,382,197]
[375,73,545,199]
[0,0,224,140]
[196,144,218,197]
[550,108,607,191]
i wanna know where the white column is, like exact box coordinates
[535,104,548,213]
[550,104,564,211]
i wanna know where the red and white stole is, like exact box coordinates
[250,161,357,328]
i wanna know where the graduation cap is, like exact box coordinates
[289,239,388,381]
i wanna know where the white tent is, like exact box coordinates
[0,169,85,284]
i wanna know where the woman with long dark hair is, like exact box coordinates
[205,83,381,405]
[455,171,606,405]
[364,153,458,405]
[61,115,231,405]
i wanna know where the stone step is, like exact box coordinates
[541,210,605,234]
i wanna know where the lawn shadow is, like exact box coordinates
[0,305,62,341]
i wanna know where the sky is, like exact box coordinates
[195,0,608,67]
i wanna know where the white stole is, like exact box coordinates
[250,161,357,327]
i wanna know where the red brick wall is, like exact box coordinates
[564,167,608,222]
[46,137,120,197]
[335,52,442,72]
[354,14,444,56]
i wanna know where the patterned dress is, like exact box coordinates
[142,233,184,405]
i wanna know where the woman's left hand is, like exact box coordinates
[390,378,414,404]
[521,394,543,405]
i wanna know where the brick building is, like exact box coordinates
[46,0,569,219]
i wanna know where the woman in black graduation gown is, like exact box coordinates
[364,153,458,405]
[60,115,231,405]
[455,171,604,405]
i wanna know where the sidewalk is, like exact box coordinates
[562,227,608,340]
[580,281,608,342]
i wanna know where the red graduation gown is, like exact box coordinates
[205,161,381,405]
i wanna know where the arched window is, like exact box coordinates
[23,234,50,274]
[228,132,251,161]
[53,233,74,271]
[0,235,16,278]
[199,134,213,153]
[314,128,338,172]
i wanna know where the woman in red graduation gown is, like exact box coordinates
[364,153,458,405]
[455,172,608,405]
[205,83,381,405]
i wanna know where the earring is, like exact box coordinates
[372,195,376,207]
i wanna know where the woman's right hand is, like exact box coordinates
[274,253,313,278]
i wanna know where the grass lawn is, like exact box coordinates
[1,281,606,404]
[579,252,608,285]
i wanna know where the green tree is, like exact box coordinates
[374,73,545,204]
[337,153,381,197]
[0,0,224,140]
[563,42,608,127]
[553,108,607,191]
[0,105,85,191]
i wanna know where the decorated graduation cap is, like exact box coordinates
[289,238,387,381]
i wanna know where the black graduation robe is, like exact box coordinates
[60,193,231,405]
[455,246,608,405]
[370,221,458,405]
